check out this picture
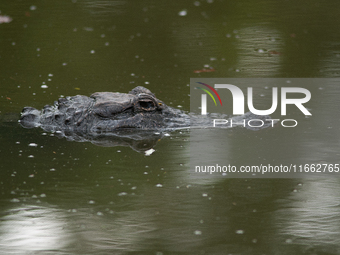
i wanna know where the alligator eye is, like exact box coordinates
[158,103,162,106]
[139,100,155,110]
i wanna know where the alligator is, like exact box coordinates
[19,86,273,151]
[20,86,189,131]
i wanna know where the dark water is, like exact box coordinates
[1,0,340,254]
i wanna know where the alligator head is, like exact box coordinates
[20,86,189,135]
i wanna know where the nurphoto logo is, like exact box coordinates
[195,80,312,128]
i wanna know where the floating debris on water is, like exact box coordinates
[145,148,155,156]
[0,15,12,24]
[178,10,187,16]
[194,230,202,235]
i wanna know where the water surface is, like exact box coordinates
[1,0,340,254]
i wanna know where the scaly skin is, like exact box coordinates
[20,86,189,135]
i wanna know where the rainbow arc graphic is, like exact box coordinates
[196,82,222,106]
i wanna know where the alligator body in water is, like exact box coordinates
[20,86,189,132]
[19,86,273,151]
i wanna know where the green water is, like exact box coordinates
[1,0,340,254]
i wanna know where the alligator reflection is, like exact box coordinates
[54,129,166,153]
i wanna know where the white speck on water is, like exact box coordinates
[258,49,264,53]
[144,81,149,84]
[252,239,258,243]
[36,48,40,51]
[131,186,137,190]
[194,1,200,6]
[28,155,34,158]
[177,105,182,108]
[32,195,38,198]
[285,239,293,244]
[0,15,13,24]
[164,133,170,137]
[131,73,135,76]
[145,148,155,156]
[88,200,95,204]
[90,50,95,54]
[48,73,53,77]
[30,5,37,11]
[178,10,187,16]
[28,174,34,178]
[28,143,38,147]
[10,198,20,203]
[50,168,56,171]
[41,85,48,89]
[202,193,208,197]
[226,33,231,38]
[83,27,94,32]
[105,42,109,46]
[40,193,46,197]
[97,212,103,216]
[144,172,148,174]
[236,229,244,234]
[194,230,202,235]
[16,141,20,144]
[100,34,105,38]
[118,192,127,196]
[62,62,67,66]
[156,184,163,188]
